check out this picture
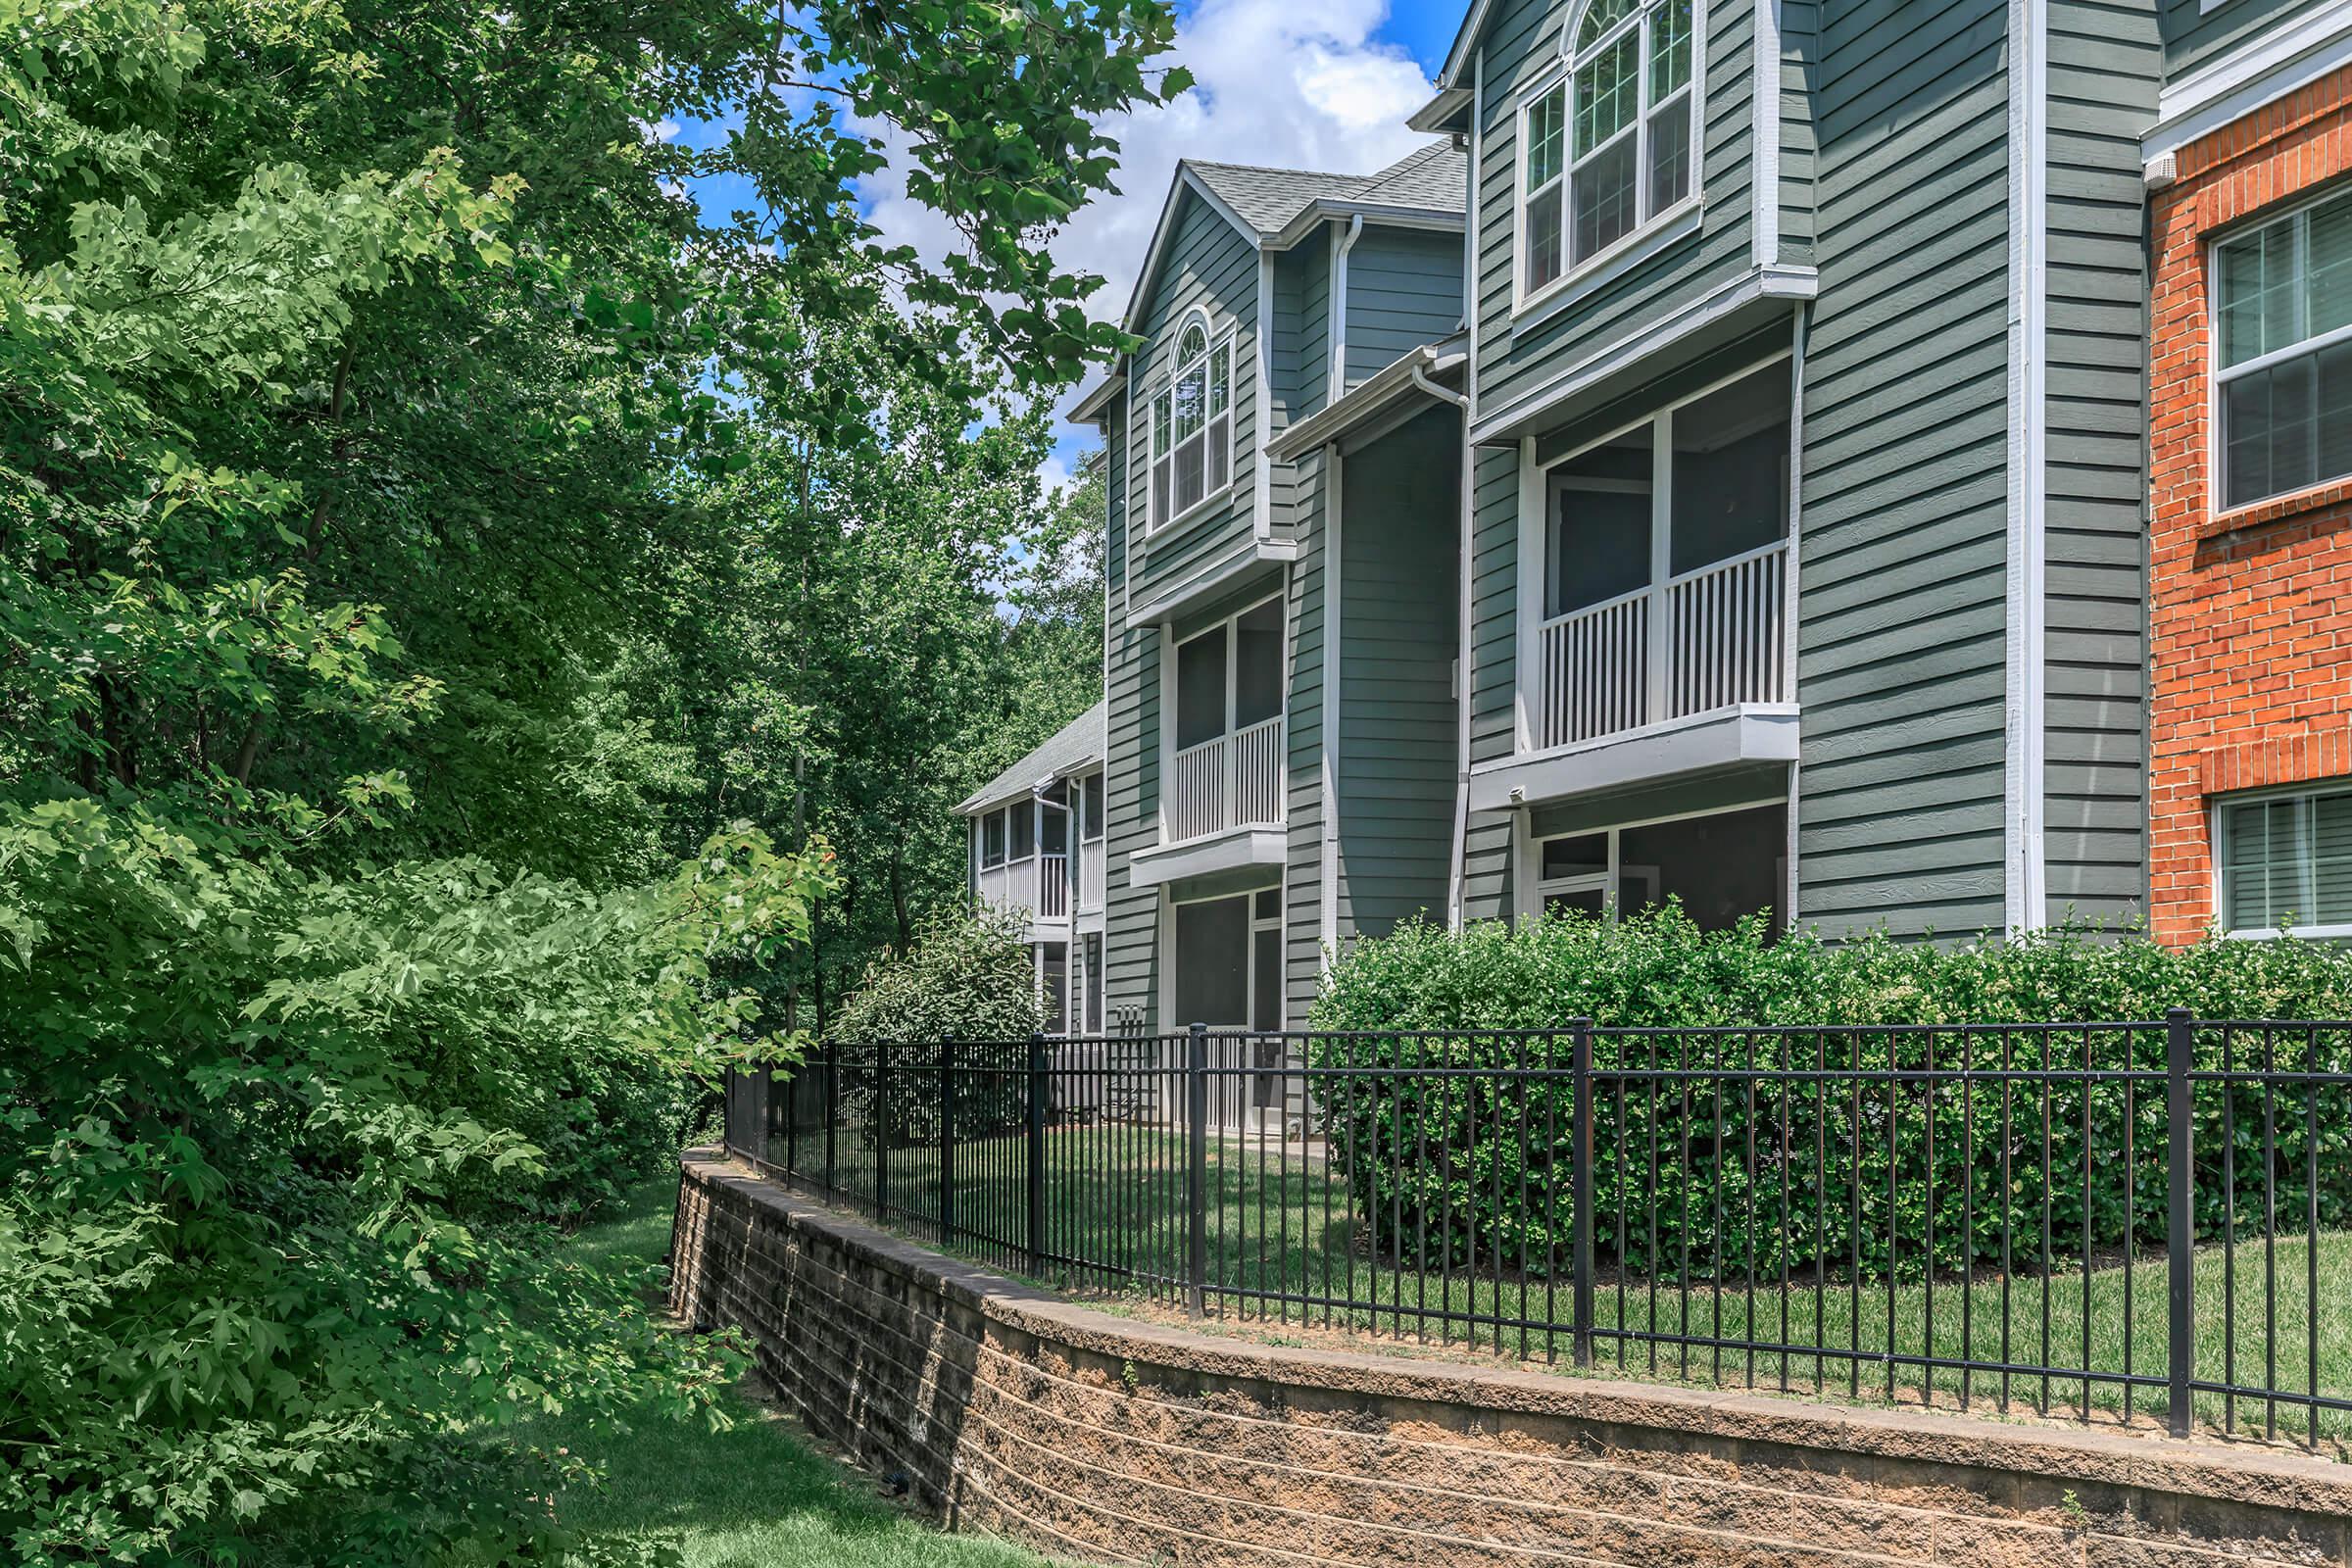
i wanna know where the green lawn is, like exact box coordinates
[529,1181,1059,1568]
[803,1127,2352,1447]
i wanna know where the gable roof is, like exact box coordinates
[1121,143,1465,328]
[1189,143,1468,238]
[1068,142,1469,425]
[956,700,1105,815]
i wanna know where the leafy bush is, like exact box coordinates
[828,905,1045,1147]
[0,799,829,1566]
[1308,907,2352,1283]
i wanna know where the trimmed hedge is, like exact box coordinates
[1306,908,2352,1283]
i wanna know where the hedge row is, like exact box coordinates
[1306,909,2352,1282]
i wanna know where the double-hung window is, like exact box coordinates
[1150,318,1233,525]
[1520,0,1697,297]
[2216,786,2352,937]
[2214,185,2352,511]
[1149,314,1234,527]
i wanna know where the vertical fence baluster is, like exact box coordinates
[1027,1032,1048,1273]
[1570,1017,1594,1369]
[939,1038,956,1246]
[1186,1021,1207,1318]
[2167,1006,2195,1439]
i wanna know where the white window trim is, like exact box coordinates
[1511,0,1707,317]
[2209,780,2352,940]
[1157,590,1287,843]
[1518,795,1785,924]
[1146,309,1239,535]
[2207,181,2352,520]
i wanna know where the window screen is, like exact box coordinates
[1175,627,1228,750]
[1547,429,1652,618]
[1008,805,1034,860]
[1234,600,1284,728]
[1174,896,1251,1026]
[1670,365,1790,574]
[1251,925,1282,1031]
[982,812,1005,866]
[1617,803,1786,934]
[1042,942,1067,1035]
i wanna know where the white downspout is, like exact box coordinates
[1330,216,1364,397]
[1412,362,1476,933]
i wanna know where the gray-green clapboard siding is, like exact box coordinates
[2043,0,2158,922]
[1795,0,2013,938]
[1345,228,1467,387]
[1781,0,1818,266]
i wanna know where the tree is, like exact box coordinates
[0,0,1169,1559]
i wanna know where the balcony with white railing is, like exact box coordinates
[1533,540,1788,753]
[974,853,1072,927]
[1166,715,1284,846]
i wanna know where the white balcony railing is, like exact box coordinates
[1534,540,1788,752]
[975,854,1071,923]
[1079,836,1105,911]
[1166,714,1284,844]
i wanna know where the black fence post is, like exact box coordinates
[1026,1032,1049,1274]
[785,1054,799,1178]
[1570,1017,1595,1369]
[1186,1021,1209,1318]
[876,1040,892,1219]
[939,1037,956,1245]
[823,1034,838,1195]
[2166,1005,2196,1438]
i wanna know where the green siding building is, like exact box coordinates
[951,0,2352,1055]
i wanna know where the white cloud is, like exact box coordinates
[1036,450,1076,500]
[846,0,1438,459]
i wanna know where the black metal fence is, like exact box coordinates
[722,1013,2352,1449]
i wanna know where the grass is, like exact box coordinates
[800,1126,2352,1449]
[526,1179,1060,1568]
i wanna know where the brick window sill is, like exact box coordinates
[2199,477,2352,541]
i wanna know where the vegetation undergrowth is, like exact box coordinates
[528,1179,1059,1568]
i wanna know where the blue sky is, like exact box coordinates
[667,0,1462,491]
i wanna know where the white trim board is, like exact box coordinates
[2144,12,2352,164]
[2004,0,2049,932]
[1469,263,1818,445]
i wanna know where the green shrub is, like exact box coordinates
[1307,906,2352,1284]
[0,799,829,1566]
[828,905,1045,1147]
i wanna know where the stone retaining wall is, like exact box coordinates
[669,1152,2352,1567]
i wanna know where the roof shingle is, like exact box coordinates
[956,700,1105,815]
[1186,141,1465,238]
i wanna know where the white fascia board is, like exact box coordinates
[1466,708,1801,815]
[2144,13,2352,165]
[1467,264,1819,446]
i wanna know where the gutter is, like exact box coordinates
[1410,362,1476,934]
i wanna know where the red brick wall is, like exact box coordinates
[2148,68,2352,945]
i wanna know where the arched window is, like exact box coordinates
[1149,309,1234,527]
[1519,0,1697,296]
